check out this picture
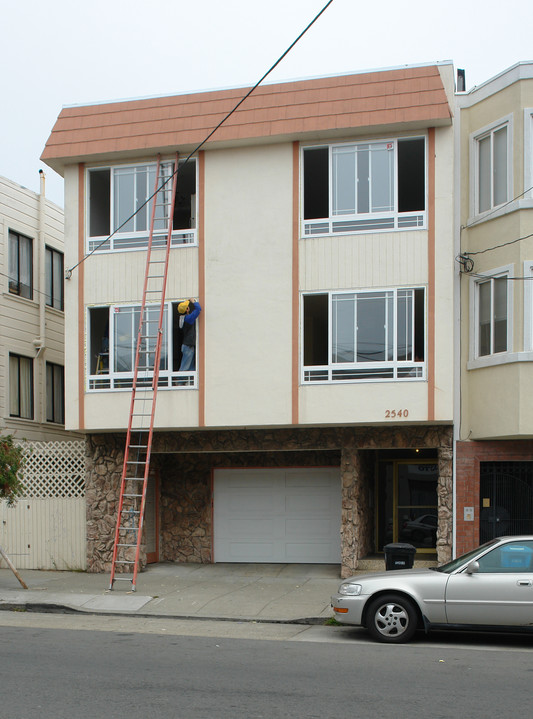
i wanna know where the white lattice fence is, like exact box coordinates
[18,440,85,499]
[0,440,87,570]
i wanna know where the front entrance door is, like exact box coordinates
[376,460,438,553]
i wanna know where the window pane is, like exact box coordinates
[356,146,369,214]
[173,159,197,230]
[9,355,19,416]
[493,276,508,353]
[397,290,414,361]
[46,363,54,421]
[89,169,111,237]
[357,292,388,362]
[136,168,148,232]
[19,235,32,299]
[303,294,328,365]
[45,248,53,306]
[52,251,64,309]
[479,281,492,356]
[398,138,425,212]
[332,294,355,363]
[332,147,356,216]
[478,135,491,213]
[8,232,18,293]
[493,126,508,207]
[114,169,135,233]
[54,365,64,423]
[370,144,394,213]
[114,308,135,372]
[19,357,33,419]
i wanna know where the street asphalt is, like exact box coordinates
[0,561,355,623]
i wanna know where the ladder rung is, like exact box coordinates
[129,445,148,450]
[127,460,146,465]
[114,560,136,565]
[120,509,140,514]
[113,576,135,581]
[132,413,152,417]
[123,493,143,498]
[118,526,139,531]
[124,477,145,481]
[117,543,137,547]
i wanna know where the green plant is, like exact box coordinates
[0,435,26,505]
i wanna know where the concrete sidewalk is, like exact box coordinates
[0,562,346,624]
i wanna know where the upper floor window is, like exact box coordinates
[472,118,511,216]
[302,287,425,383]
[9,353,33,419]
[302,137,426,236]
[88,303,198,390]
[8,230,33,300]
[87,159,197,252]
[474,273,510,357]
[45,246,64,310]
[46,362,64,424]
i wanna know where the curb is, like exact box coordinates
[0,601,327,625]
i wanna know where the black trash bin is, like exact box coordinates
[383,543,416,570]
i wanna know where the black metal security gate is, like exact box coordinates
[480,462,533,543]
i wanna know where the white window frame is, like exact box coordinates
[469,265,513,368]
[301,136,427,237]
[87,303,197,391]
[301,287,426,384]
[524,109,533,204]
[469,115,513,221]
[86,158,198,254]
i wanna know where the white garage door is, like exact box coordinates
[214,468,341,563]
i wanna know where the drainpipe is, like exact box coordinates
[35,170,47,422]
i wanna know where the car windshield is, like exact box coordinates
[434,539,500,574]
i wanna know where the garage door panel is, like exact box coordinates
[285,518,335,539]
[214,468,341,563]
[228,518,275,537]
[286,542,337,561]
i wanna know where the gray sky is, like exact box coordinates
[2,0,532,207]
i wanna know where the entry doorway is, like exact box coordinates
[376,458,438,553]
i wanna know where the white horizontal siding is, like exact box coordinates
[299,231,428,291]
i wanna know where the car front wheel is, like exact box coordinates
[366,593,418,643]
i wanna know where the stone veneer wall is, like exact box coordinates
[85,425,453,574]
[157,450,341,564]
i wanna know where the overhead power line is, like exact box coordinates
[66,0,336,278]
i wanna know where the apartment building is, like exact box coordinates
[455,63,533,554]
[0,175,85,569]
[42,62,456,576]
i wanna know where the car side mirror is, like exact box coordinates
[466,560,479,575]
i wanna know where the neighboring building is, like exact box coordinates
[455,63,533,555]
[42,62,456,576]
[0,175,85,569]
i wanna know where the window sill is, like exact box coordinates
[467,351,533,370]
[466,198,533,228]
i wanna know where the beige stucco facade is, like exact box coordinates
[458,63,533,441]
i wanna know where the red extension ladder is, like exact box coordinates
[109,155,178,591]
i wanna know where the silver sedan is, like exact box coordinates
[331,536,533,643]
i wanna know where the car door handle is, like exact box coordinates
[517,580,532,586]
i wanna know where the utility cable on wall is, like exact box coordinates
[66,0,336,279]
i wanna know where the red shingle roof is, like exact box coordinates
[42,64,452,173]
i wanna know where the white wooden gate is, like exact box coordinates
[0,440,86,570]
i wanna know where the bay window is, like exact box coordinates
[472,118,511,216]
[303,288,425,382]
[303,137,426,235]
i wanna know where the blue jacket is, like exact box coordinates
[182,301,201,346]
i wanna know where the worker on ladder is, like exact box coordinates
[178,298,202,371]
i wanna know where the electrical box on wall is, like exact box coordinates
[464,506,474,522]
